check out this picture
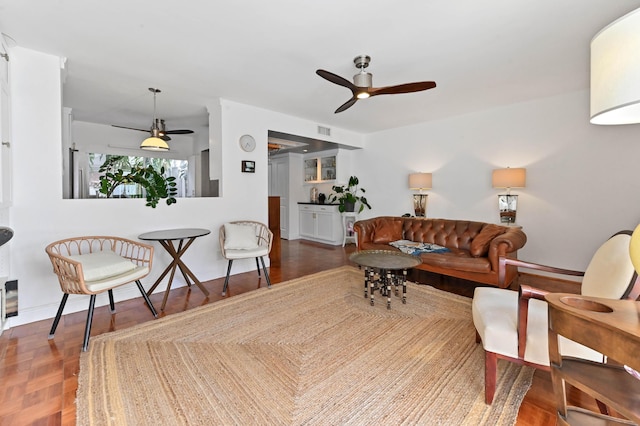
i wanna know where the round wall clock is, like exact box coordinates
[239,134,256,152]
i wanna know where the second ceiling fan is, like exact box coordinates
[316,55,436,113]
[112,88,195,141]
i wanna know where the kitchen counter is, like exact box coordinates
[297,202,339,205]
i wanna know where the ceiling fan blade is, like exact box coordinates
[316,69,356,91]
[161,135,171,141]
[335,97,358,113]
[112,125,149,132]
[165,129,194,135]
[369,81,437,97]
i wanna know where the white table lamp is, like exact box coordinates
[492,168,526,224]
[591,7,640,125]
[409,173,432,217]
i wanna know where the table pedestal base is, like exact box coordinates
[146,237,210,310]
[363,267,408,309]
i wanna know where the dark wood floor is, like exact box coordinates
[0,239,599,425]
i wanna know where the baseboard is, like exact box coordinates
[4,281,187,329]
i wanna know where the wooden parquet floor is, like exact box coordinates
[0,239,599,425]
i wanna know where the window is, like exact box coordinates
[86,153,190,198]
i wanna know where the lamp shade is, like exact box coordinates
[630,224,640,274]
[408,173,432,190]
[492,168,526,188]
[140,136,169,151]
[590,7,640,125]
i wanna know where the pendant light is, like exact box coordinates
[140,88,169,151]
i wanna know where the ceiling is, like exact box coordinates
[1,1,639,136]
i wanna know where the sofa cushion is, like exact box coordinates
[360,242,402,252]
[372,220,403,244]
[470,224,506,257]
[420,249,491,273]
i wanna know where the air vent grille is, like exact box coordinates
[317,126,331,137]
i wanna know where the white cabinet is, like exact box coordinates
[304,154,336,183]
[298,204,342,245]
[299,207,316,237]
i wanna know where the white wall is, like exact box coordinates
[356,90,640,271]
[5,48,362,328]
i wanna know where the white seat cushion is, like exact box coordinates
[68,251,137,281]
[85,266,150,293]
[224,246,269,260]
[472,287,603,366]
[224,223,259,250]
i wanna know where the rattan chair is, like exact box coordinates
[45,236,158,351]
[219,221,273,296]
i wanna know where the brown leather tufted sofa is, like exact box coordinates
[353,217,527,288]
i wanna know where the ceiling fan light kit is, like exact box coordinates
[140,136,170,151]
[316,54,436,113]
[109,87,194,150]
[140,88,169,151]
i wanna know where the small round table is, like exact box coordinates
[349,250,421,309]
[139,228,211,310]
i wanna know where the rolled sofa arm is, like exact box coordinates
[490,228,528,254]
[354,219,378,248]
[488,228,527,265]
[488,228,527,286]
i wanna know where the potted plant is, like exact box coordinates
[98,156,178,208]
[328,175,372,213]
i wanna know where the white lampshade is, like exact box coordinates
[140,136,169,151]
[590,7,640,125]
[492,168,526,189]
[408,173,432,190]
[630,224,640,274]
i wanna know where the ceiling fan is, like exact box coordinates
[112,88,195,141]
[316,55,436,113]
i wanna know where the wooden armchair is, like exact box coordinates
[472,230,639,404]
[219,221,273,296]
[45,236,158,351]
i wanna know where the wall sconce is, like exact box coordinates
[590,8,640,125]
[408,173,432,217]
[492,168,526,224]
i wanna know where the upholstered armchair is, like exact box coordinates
[472,230,639,404]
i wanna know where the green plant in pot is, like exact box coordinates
[98,156,178,208]
[328,175,372,213]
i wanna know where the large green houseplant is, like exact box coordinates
[98,156,178,208]
[328,175,372,213]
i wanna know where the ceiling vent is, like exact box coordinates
[317,125,331,137]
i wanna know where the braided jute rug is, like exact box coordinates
[77,266,533,425]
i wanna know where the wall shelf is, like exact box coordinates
[304,154,336,184]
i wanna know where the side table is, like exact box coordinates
[547,293,640,424]
[342,212,358,247]
[139,228,211,310]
